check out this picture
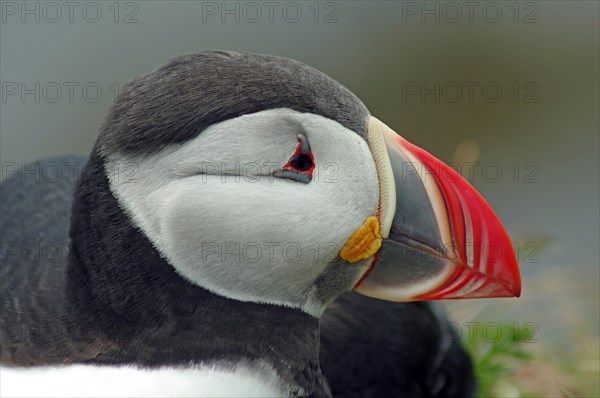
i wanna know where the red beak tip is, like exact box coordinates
[513,284,522,298]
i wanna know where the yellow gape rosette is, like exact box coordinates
[339,216,382,263]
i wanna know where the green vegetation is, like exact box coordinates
[463,323,534,397]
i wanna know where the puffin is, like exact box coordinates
[0,51,520,397]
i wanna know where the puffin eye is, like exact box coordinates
[290,154,313,171]
[274,134,315,183]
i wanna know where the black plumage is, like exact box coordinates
[320,293,476,397]
[98,51,369,157]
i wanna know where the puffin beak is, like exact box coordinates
[353,117,521,301]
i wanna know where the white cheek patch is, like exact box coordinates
[106,109,379,316]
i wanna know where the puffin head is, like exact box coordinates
[93,51,520,318]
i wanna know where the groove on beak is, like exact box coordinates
[355,117,521,301]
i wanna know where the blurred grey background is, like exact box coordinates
[1,1,598,396]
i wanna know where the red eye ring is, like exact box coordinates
[278,134,315,182]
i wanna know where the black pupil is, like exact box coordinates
[290,154,312,171]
